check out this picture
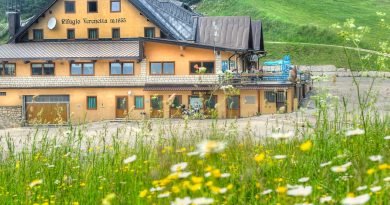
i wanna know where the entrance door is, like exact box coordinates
[150,95,163,118]
[204,95,217,118]
[226,95,240,119]
[169,95,182,118]
[25,95,69,124]
[116,96,128,118]
[276,91,287,113]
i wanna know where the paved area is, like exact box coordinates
[0,77,389,152]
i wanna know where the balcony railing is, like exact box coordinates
[218,72,311,85]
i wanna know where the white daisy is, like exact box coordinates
[369,155,383,162]
[221,173,231,178]
[298,177,310,183]
[261,189,273,195]
[345,129,365,137]
[270,131,295,140]
[196,140,226,157]
[331,162,352,173]
[341,194,370,205]
[320,196,333,203]
[370,186,381,192]
[320,161,332,167]
[171,197,192,205]
[204,172,211,178]
[187,151,199,156]
[150,187,165,192]
[192,197,214,205]
[29,179,43,188]
[157,192,171,198]
[273,155,287,160]
[384,136,390,140]
[384,177,390,182]
[123,155,137,164]
[287,186,312,197]
[178,172,192,179]
[356,185,367,191]
[170,162,188,173]
[219,188,228,194]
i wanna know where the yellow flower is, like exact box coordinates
[80,182,86,187]
[72,202,79,205]
[276,186,287,194]
[102,193,116,205]
[212,169,221,178]
[191,176,204,184]
[378,163,389,170]
[227,184,234,190]
[171,185,180,193]
[347,192,355,197]
[15,161,20,169]
[189,183,202,192]
[205,166,213,172]
[254,153,265,162]
[139,189,148,198]
[366,168,375,175]
[210,186,221,194]
[300,140,313,151]
[256,182,261,188]
[205,181,213,187]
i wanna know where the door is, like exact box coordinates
[204,95,217,118]
[150,95,163,118]
[25,95,69,124]
[169,95,182,118]
[116,96,128,118]
[226,95,240,119]
[276,91,287,113]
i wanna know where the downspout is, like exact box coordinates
[228,52,237,71]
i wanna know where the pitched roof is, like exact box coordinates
[196,16,252,50]
[130,0,199,40]
[0,41,140,61]
[9,0,200,43]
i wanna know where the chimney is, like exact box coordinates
[7,11,21,38]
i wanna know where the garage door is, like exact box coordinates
[25,95,69,124]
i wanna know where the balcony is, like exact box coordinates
[218,72,311,85]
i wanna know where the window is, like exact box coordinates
[87,96,97,110]
[0,63,16,76]
[190,61,215,74]
[110,62,134,75]
[265,91,276,102]
[134,96,144,109]
[0,92,6,96]
[144,27,155,38]
[276,91,286,103]
[151,96,163,110]
[31,63,55,76]
[111,0,121,12]
[65,1,75,13]
[88,28,98,40]
[227,96,240,110]
[150,62,175,75]
[87,1,98,13]
[71,63,94,75]
[112,28,120,40]
[67,29,75,40]
[33,29,43,41]
[205,96,217,109]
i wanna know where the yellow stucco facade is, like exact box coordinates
[0,0,307,125]
[27,0,160,40]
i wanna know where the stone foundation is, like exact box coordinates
[0,106,23,129]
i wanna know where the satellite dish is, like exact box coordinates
[48,17,57,30]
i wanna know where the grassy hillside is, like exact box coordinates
[197,0,389,50]
[197,0,390,70]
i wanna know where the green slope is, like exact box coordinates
[197,0,389,50]
[196,0,390,69]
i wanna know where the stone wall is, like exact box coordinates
[0,106,23,129]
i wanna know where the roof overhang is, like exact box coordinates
[0,41,141,61]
